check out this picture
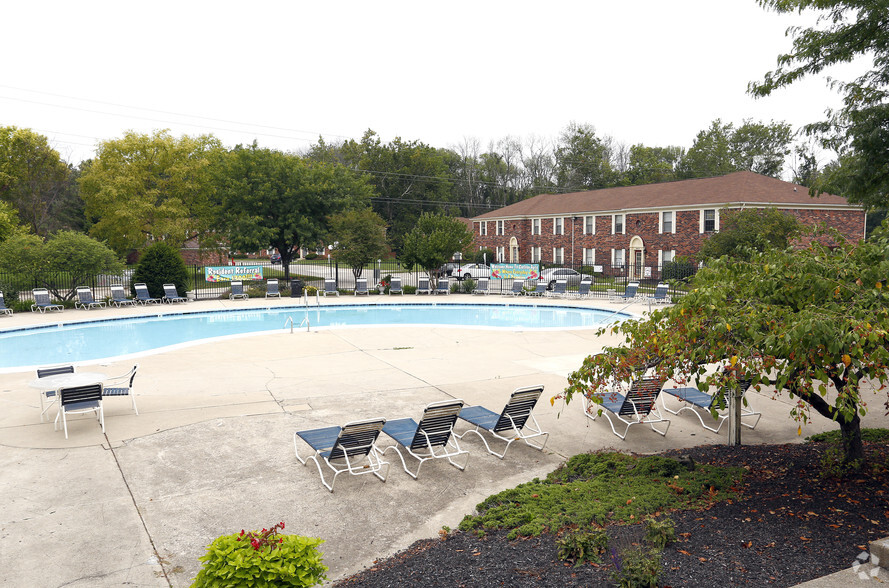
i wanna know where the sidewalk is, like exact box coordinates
[1,296,886,586]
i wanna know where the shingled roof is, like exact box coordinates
[473,171,857,220]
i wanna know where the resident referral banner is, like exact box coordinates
[491,264,539,280]
[205,265,264,282]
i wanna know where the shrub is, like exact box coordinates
[610,545,661,588]
[305,252,319,260]
[557,529,608,566]
[661,257,695,282]
[461,278,476,293]
[191,522,327,588]
[403,285,417,294]
[643,516,675,549]
[132,243,189,298]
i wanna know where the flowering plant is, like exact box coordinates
[191,521,327,588]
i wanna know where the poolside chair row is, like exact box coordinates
[294,386,549,492]
[583,369,761,439]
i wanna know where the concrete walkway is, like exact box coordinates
[1,295,886,586]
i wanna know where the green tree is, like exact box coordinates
[131,242,189,298]
[0,232,44,275]
[677,119,792,179]
[328,208,388,280]
[0,126,79,236]
[79,130,223,256]
[0,200,22,243]
[623,144,684,185]
[750,0,889,208]
[565,227,889,468]
[401,213,474,287]
[698,208,802,260]
[215,144,374,280]
[554,122,617,191]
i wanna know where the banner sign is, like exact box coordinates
[491,263,539,280]
[204,265,264,282]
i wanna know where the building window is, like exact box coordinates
[553,247,564,264]
[661,211,673,234]
[583,248,595,265]
[496,220,504,236]
[531,218,540,235]
[496,246,505,262]
[584,216,594,235]
[479,221,487,236]
[659,249,675,267]
[613,248,625,267]
[553,217,564,235]
[701,209,718,232]
[613,214,624,235]
[531,246,541,263]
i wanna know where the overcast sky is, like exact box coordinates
[1,0,861,166]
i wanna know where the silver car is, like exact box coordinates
[453,263,492,281]
[532,268,593,290]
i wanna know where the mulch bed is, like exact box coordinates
[334,442,889,587]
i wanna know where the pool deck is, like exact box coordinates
[1,294,887,587]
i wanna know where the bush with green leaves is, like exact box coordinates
[131,242,189,298]
[610,545,661,588]
[556,529,608,566]
[191,522,327,588]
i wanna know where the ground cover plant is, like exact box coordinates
[335,438,889,587]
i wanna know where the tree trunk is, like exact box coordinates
[839,414,865,466]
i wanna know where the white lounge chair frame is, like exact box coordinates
[163,284,187,303]
[31,288,63,313]
[584,376,670,439]
[435,279,450,295]
[321,279,339,297]
[472,278,489,295]
[0,291,13,315]
[265,278,281,298]
[54,384,105,439]
[508,280,524,296]
[74,286,107,310]
[134,283,161,305]
[354,277,369,295]
[456,385,549,459]
[229,281,249,300]
[294,418,390,492]
[548,279,568,298]
[388,277,403,295]
[102,364,139,415]
[661,378,761,433]
[110,284,137,307]
[381,399,469,479]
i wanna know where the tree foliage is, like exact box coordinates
[554,122,618,191]
[328,208,388,280]
[676,119,793,179]
[216,144,374,280]
[79,130,223,256]
[131,242,189,298]
[750,0,889,208]
[400,213,474,286]
[698,208,802,260]
[565,226,889,467]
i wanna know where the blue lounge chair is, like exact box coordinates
[472,278,489,295]
[134,283,161,305]
[354,278,369,295]
[265,278,280,298]
[435,278,450,295]
[31,288,63,313]
[661,377,760,433]
[527,281,546,297]
[321,279,339,297]
[576,279,592,299]
[229,281,249,300]
[584,375,669,439]
[456,386,549,459]
[508,280,524,296]
[294,418,390,492]
[0,291,13,315]
[382,399,469,479]
[163,283,187,303]
[649,283,670,304]
[613,281,640,302]
[388,276,403,295]
[110,284,137,308]
[549,279,568,298]
[54,383,104,439]
[75,286,106,310]
[416,276,432,295]
[102,364,139,415]
[36,365,74,422]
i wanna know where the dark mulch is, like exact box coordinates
[334,442,889,587]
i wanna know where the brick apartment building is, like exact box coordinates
[470,171,865,276]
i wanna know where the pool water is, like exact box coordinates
[0,303,629,370]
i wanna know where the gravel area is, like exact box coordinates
[334,441,889,587]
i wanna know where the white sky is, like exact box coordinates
[0,0,862,166]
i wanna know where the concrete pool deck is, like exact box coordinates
[1,294,887,586]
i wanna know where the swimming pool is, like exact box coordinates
[0,303,630,370]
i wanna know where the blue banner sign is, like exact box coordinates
[205,265,264,282]
[491,264,539,280]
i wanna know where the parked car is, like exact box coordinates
[528,268,593,290]
[435,262,461,277]
[453,263,492,280]
[270,253,282,264]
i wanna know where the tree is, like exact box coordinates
[79,130,223,256]
[0,231,124,300]
[215,144,374,280]
[328,208,388,280]
[131,242,189,298]
[554,122,617,191]
[400,213,474,287]
[750,0,889,208]
[0,126,79,236]
[698,208,802,260]
[676,119,792,179]
[565,227,889,468]
[0,200,22,243]
[623,144,684,186]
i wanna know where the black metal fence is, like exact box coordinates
[0,259,694,306]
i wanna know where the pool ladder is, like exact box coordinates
[284,312,311,333]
